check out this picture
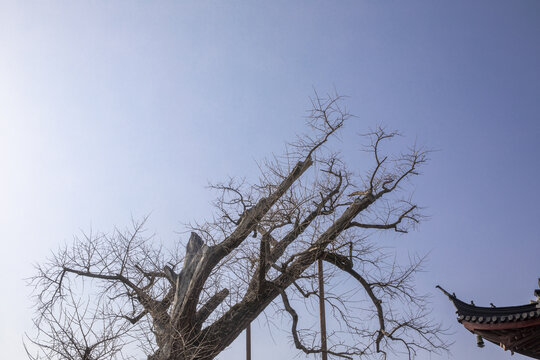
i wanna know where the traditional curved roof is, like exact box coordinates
[438,285,540,324]
[438,284,540,359]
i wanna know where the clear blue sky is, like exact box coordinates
[1,1,539,359]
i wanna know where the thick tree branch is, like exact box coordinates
[194,288,230,329]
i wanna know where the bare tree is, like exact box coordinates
[28,94,448,360]
[25,286,132,360]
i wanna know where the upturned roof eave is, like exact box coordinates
[437,285,540,322]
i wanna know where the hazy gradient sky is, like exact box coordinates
[1,1,540,359]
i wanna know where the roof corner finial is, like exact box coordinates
[436,285,455,299]
[534,288,540,302]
